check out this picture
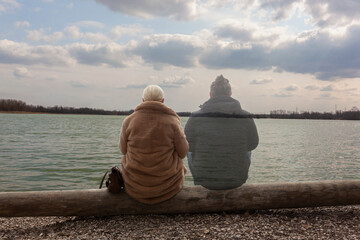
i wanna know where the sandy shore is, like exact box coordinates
[1,205,359,239]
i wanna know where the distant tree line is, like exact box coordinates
[256,110,360,120]
[0,99,133,115]
[1,99,359,120]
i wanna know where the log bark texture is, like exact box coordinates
[1,180,360,217]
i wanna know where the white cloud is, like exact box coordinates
[304,0,360,27]
[67,43,129,67]
[320,84,336,91]
[66,23,149,43]
[2,15,360,82]
[257,0,360,27]
[273,92,295,98]
[64,26,83,39]
[69,80,88,88]
[13,66,32,78]
[319,84,357,93]
[94,0,198,20]
[305,84,319,90]
[0,0,20,13]
[66,3,73,8]
[45,75,59,81]
[74,20,105,28]
[284,84,299,91]
[317,93,338,99]
[14,21,30,28]
[249,79,272,84]
[111,24,152,39]
[208,0,256,9]
[119,75,193,89]
[214,19,291,47]
[159,75,194,88]
[132,34,203,68]
[0,39,133,68]
[203,24,360,80]
[259,0,299,21]
[26,29,64,43]
[214,20,254,42]
[200,43,271,70]
[119,83,148,89]
[65,25,110,43]
[83,32,110,43]
[42,0,53,3]
[273,25,360,80]
[0,39,74,66]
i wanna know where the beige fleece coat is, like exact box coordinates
[119,101,188,204]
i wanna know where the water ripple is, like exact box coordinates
[0,114,359,191]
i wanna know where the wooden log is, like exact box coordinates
[0,180,360,217]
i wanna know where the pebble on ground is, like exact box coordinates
[1,205,359,239]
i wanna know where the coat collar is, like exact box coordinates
[135,101,179,118]
[199,96,242,114]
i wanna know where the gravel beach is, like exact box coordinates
[1,205,359,239]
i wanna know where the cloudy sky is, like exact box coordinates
[1,0,359,113]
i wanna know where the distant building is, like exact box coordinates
[350,106,359,112]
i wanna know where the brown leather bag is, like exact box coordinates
[99,166,124,193]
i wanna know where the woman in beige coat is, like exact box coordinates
[119,85,188,204]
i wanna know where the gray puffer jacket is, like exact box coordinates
[185,96,259,190]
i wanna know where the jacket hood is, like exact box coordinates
[135,101,179,119]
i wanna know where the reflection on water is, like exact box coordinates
[251,119,360,182]
[0,113,359,191]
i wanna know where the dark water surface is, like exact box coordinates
[0,113,359,191]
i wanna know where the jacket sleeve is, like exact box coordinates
[184,116,197,153]
[119,119,128,155]
[247,118,259,151]
[174,120,189,159]
[184,117,192,150]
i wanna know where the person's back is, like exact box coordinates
[119,85,188,204]
[185,75,259,190]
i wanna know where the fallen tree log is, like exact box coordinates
[1,180,360,217]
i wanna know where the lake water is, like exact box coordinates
[0,113,359,192]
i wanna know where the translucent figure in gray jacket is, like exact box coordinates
[185,75,259,190]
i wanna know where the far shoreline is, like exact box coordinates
[0,111,130,116]
[1,99,360,119]
[0,111,50,114]
[1,110,360,120]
